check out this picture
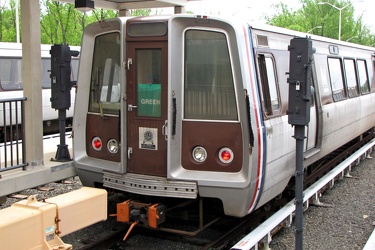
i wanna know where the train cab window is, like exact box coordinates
[89,32,121,115]
[328,57,346,101]
[184,29,237,120]
[343,58,359,98]
[257,54,280,116]
[357,59,370,94]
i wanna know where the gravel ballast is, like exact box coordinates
[270,153,375,249]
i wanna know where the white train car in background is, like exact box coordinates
[0,42,80,141]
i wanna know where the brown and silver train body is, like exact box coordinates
[73,15,375,217]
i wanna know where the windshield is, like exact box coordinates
[88,32,121,115]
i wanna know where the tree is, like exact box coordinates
[0,0,18,42]
[0,0,152,45]
[266,2,306,32]
[131,9,152,16]
[40,1,118,46]
[266,0,374,46]
[40,1,75,44]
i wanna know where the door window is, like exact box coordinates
[257,54,280,116]
[136,49,162,118]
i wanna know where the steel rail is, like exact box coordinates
[231,138,375,250]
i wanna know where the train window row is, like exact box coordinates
[0,57,79,91]
[328,57,370,102]
[258,52,372,119]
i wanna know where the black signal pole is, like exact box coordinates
[50,44,79,162]
[287,37,314,250]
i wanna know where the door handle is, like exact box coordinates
[128,104,137,111]
[128,147,133,159]
[162,120,168,141]
[127,58,133,70]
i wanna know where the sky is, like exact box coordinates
[182,0,375,33]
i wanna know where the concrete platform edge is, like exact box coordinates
[0,162,76,197]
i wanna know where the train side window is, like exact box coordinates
[327,57,346,101]
[184,29,237,120]
[41,58,51,88]
[357,59,370,94]
[0,58,23,90]
[42,58,79,89]
[343,58,359,98]
[71,58,79,82]
[89,32,121,115]
[257,54,279,116]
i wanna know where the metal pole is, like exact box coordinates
[339,9,342,40]
[51,109,71,162]
[294,125,305,250]
[287,37,314,250]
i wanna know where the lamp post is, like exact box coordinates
[318,2,350,41]
[307,26,322,33]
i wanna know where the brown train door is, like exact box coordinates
[126,41,168,177]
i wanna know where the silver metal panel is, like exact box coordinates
[103,172,198,199]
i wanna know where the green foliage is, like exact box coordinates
[0,0,119,46]
[3,0,371,47]
[131,9,152,16]
[0,0,158,45]
[40,0,118,45]
[266,0,374,46]
[266,3,305,32]
[0,0,18,42]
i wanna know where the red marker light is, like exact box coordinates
[94,139,101,148]
[218,147,234,164]
[221,150,232,161]
[92,137,102,151]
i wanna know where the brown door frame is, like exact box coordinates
[126,41,168,177]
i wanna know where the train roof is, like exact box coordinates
[247,21,375,53]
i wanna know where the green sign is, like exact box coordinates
[137,83,161,117]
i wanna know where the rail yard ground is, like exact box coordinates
[0,151,374,249]
[270,152,375,250]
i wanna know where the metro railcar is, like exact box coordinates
[73,15,375,222]
[0,42,80,141]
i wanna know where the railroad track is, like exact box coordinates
[72,133,374,250]
[231,134,375,250]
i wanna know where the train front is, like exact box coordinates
[73,15,265,223]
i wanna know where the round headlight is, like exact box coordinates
[107,139,119,154]
[192,146,207,163]
[218,147,234,164]
[92,137,102,151]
